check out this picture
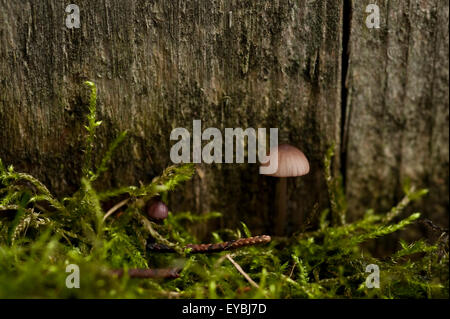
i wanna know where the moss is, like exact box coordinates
[0,82,447,299]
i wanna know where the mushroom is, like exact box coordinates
[147,199,169,221]
[261,144,310,235]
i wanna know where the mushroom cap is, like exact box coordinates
[147,200,169,220]
[262,144,310,177]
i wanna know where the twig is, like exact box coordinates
[148,235,271,253]
[103,198,130,221]
[288,262,297,279]
[225,254,259,289]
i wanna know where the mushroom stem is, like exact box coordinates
[274,177,287,236]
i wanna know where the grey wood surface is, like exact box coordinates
[0,1,447,236]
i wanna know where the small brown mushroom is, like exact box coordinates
[147,199,169,221]
[261,144,310,235]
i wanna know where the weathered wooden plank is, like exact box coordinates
[0,1,343,235]
[345,0,449,226]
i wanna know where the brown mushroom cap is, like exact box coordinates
[147,200,169,220]
[262,144,310,177]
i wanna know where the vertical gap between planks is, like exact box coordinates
[340,0,352,187]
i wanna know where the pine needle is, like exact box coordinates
[226,254,259,289]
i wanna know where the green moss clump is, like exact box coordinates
[0,82,447,299]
